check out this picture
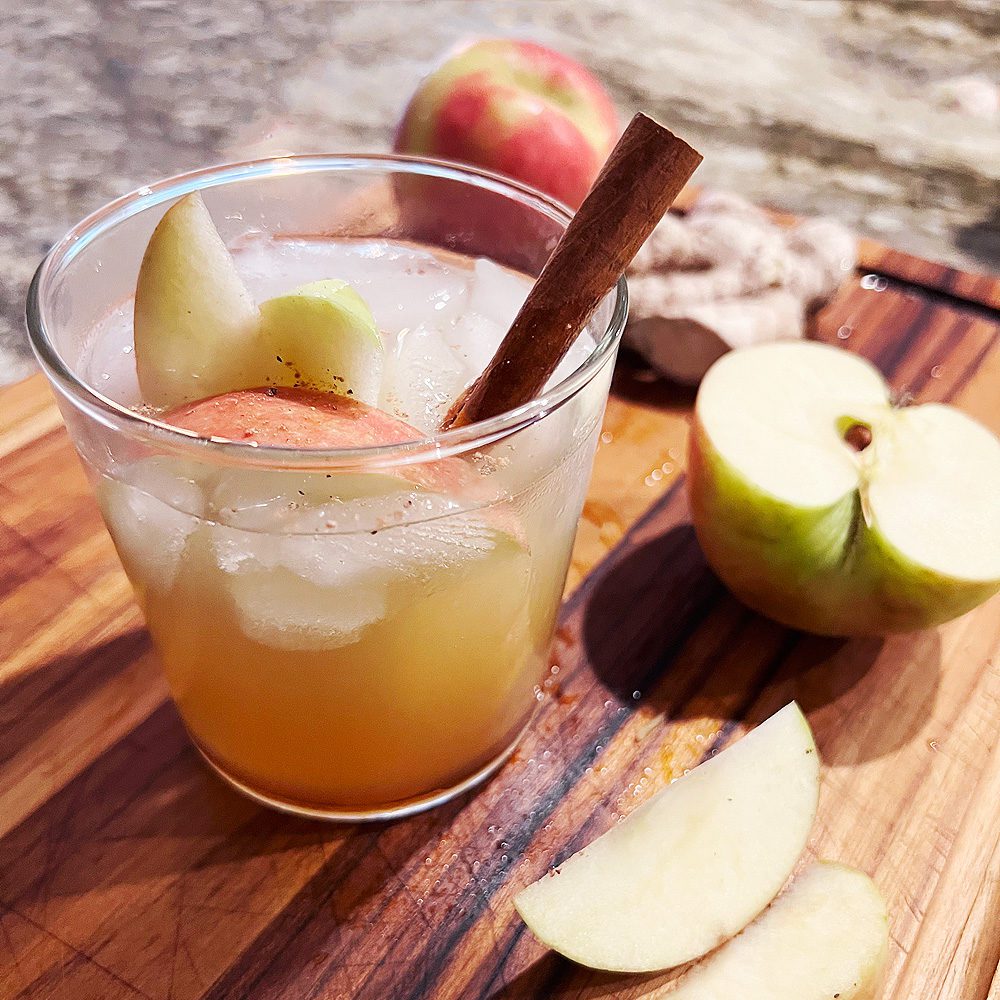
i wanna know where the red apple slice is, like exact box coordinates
[167,386,419,450]
[165,386,480,499]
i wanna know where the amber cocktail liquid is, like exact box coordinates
[27,159,623,819]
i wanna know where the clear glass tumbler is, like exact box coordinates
[26,156,626,820]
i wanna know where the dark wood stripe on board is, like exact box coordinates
[857,240,1000,313]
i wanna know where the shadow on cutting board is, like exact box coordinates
[609,347,699,413]
[579,524,940,765]
[488,948,685,1000]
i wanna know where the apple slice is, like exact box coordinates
[164,386,484,499]
[689,340,1000,635]
[256,280,383,405]
[134,192,261,406]
[513,702,819,973]
[664,862,889,1000]
[134,196,384,407]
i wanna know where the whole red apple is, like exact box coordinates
[394,38,620,209]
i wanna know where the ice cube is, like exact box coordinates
[234,235,379,301]
[455,259,595,388]
[211,469,436,536]
[364,243,470,336]
[441,259,525,377]
[444,310,504,378]
[212,528,391,650]
[380,322,472,431]
[468,259,530,329]
[207,471,503,650]
[97,457,207,590]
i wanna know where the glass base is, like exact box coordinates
[193,724,528,822]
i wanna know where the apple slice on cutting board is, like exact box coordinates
[514,703,819,973]
[689,340,1000,636]
[134,193,383,407]
[662,862,889,1000]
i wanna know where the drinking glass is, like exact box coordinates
[26,156,627,819]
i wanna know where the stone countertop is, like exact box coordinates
[3,0,998,385]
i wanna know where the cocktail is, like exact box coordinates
[26,157,626,819]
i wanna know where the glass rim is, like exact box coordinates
[25,153,628,472]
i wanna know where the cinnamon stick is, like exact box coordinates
[441,113,702,430]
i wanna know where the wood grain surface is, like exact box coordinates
[1,246,999,999]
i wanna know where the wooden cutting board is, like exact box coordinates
[1,242,998,1000]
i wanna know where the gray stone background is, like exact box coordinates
[4,0,998,385]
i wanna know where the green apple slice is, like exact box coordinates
[665,862,888,1000]
[689,340,1000,635]
[134,192,261,406]
[256,280,383,405]
[513,703,819,973]
[134,195,384,407]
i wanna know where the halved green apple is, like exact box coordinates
[134,194,384,406]
[135,192,261,406]
[688,340,1000,635]
[664,862,888,1000]
[513,703,819,973]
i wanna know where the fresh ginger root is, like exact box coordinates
[626,191,856,384]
